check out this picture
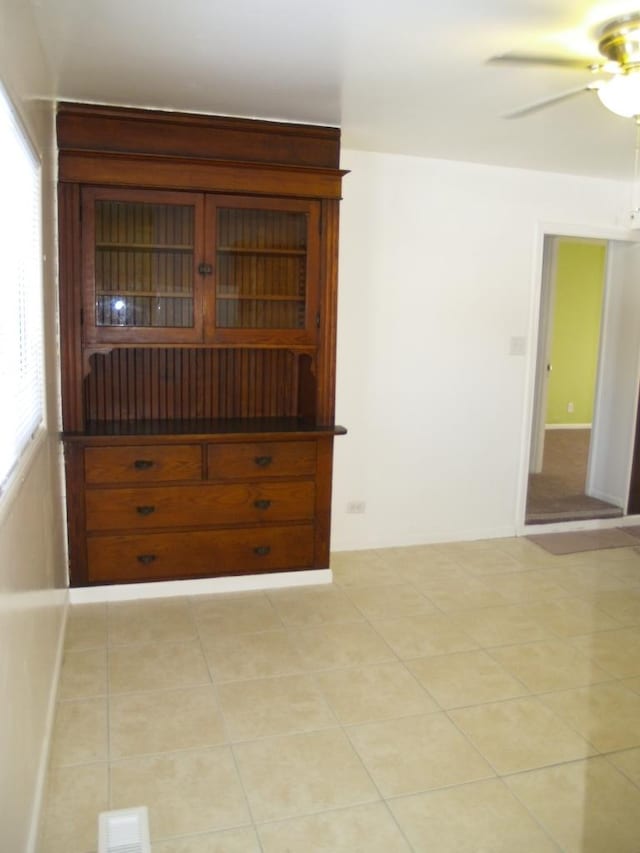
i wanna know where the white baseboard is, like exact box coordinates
[331,525,518,553]
[27,591,69,853]
[69,568,332,604]
[545,423,592,430]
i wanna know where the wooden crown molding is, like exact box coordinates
[57,102,341,170]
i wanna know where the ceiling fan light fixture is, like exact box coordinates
[597,69,640,116]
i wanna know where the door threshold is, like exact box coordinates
[520,513,640,536]
[525,507,623,525]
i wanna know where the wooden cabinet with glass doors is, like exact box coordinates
[84,188,204,343]
[210,196,320,346]
[57,103,346,586]
[83,189,320,347]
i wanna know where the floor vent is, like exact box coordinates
[98,806,151,853]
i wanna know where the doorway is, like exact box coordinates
[526,234,640,525]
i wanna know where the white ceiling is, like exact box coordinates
[28,0,640,180]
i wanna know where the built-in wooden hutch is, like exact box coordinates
[57,103,346,586]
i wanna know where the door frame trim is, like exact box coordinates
[529,235,558,474]
[516,221,640,532]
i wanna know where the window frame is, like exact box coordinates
[0,79,46,509]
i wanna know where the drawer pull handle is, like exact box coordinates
[254,455,273,468]
[254,499,272,510]
[253,545,271,556]
[137,554,157,564]
[136,505,156,516]
[134,459,154,470]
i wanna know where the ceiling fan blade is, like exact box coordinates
[489,53,600,71]
[504,84,599,118]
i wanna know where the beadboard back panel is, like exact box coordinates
[84,348,302,423]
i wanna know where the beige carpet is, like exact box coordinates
[527,527,640,555]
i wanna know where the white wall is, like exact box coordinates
[588,241,640,507]
[332,148,630,551]
[0,1,68,851]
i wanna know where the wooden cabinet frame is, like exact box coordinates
[57,103,346,586]
[81,186,207,345]
[204,194,321,347]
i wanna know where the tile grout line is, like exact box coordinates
[193,588,422,846]
[56,547,640,851]
[493,776,564,852]
[601,747,640,793]
[189,595,264,850]
[106,602,113,812]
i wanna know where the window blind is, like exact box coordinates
[0,83,44,494]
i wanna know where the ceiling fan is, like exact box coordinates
[490,12,640,118]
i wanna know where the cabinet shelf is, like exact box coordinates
[216,294,304,303]
[96,242,194,252]
[217,246,306,257]
[69,417,347,439]
[97,289,192,299]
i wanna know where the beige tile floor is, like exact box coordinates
[38,538,640,852]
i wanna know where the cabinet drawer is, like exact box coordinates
[207,441,316,480]
[85,445,202,484]
[86,524,315,582]
[85,481,316,531]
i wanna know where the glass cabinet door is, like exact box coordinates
[206,196,320,345]
[82,188,205,344]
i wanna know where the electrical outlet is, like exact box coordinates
[568,402,574,413]
[346,500,366,514]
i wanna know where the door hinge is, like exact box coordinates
[316,311,321,329]
[80,308,84,325]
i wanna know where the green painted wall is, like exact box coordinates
[546,239,606,426]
